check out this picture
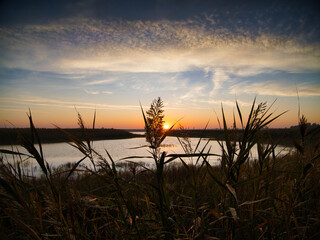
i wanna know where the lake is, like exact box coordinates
[0,132,290,176]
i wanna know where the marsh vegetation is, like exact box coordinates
[0,98,319,239]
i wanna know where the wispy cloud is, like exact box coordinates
[0,96,138,110]
[198,99,252,108]
[1,17,319,75]
[84,78,117,85]
[210,68,230,94]
[84,89,99,95]
[102,91,113,95]
[180,85,206,100]
[230,81,320,97]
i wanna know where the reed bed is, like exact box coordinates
[0,98,319,239]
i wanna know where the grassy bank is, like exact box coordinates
[0,99,319,239]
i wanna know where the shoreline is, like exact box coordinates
[0,127,312,146]
[0,128,142,146]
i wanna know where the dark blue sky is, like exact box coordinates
[1,0,319,44]
[1,1,318,25]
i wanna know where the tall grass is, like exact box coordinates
[0,98,319,239]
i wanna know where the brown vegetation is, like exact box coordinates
[0,98,319,239]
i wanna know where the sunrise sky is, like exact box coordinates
[0,0,319,129]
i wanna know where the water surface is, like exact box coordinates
[1,136,290,176]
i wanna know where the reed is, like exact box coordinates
[0,98,319,239]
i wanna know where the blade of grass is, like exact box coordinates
[194,120,210,154]
[236,100,244,128]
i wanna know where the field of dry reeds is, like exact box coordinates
[1,98,319,239]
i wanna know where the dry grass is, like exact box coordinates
[0,98,319,239]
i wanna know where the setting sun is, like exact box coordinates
[163,123,170,130]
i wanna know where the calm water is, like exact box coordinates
[0,133,290,176]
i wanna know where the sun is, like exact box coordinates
[163,123,170,130]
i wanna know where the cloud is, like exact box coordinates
[1,17,319,75]
[83,89,113,95]
[84,89,99,95]
[210,68,230,93]
[180,85,206,100]
[0,16,319,112]
[230,81,320,97]
[198,98,252,107]
[0,96,138,110]
[102,91,113,94]
[84,77,117,85]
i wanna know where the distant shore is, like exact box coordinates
[168,128,311,146]
[0,127,314,146]
[0,128,141,145]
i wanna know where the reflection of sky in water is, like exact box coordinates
[1,136,290,177]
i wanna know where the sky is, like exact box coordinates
[0,0,319,129]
